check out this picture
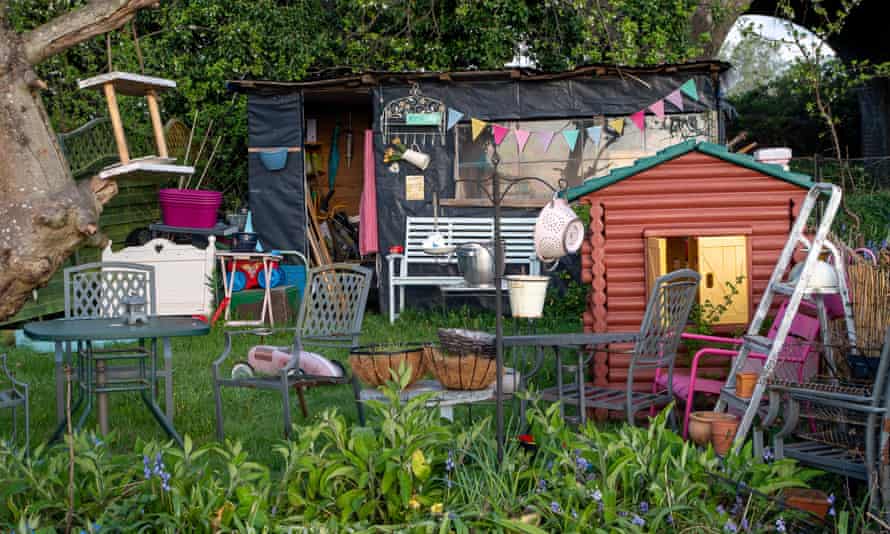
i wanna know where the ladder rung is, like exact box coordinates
[743,335,773,354]
[772,282,795,296]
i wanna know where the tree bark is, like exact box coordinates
[691,0,753,58]
[0,0,157,321]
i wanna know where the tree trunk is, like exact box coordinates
[0,0,157,321]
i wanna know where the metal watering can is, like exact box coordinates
[455,241,505,288]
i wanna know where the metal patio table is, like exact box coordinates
[24,316,209,447]
[502,332,640,424]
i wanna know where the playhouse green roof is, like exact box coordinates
[564,140,815,201]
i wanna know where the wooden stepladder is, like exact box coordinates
[78,72,194,181]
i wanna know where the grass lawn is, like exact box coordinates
[1,308,578,466]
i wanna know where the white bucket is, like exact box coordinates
[507,275,549,318]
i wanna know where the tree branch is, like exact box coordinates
[23,0,159,66]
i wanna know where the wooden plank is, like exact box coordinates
[79,72,176,96]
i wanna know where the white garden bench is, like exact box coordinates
[387,217,540,323]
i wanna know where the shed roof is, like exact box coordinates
[565,140,815,201]
[227,60,729,94]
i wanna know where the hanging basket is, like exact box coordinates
[349,344,426,387]
[424,345,497,390]
[437,329,496,358]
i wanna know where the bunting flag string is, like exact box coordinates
[586,125,602,148]
[629,110,645,132]
[515,128,531,152]
[608,118,625,136]
[447,109,464,130]
[449,77,702,152]
[649,100,665,119]
[538,130,555,152]
[665,89,684,111]
[680,79,698,101]
[471,118,487,141]
[562,129,579,151]
[492,124,510,145]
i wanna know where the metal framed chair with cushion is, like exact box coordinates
[61,262,166,425]
[213,263,372,440]
[1,354,29,452]
[556,269,701,426]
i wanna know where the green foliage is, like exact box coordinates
[5,0,731,206]
[1,376,828,532]
[543,270,587,330]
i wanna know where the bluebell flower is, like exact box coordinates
[775,518,786,532]
[445,451,455,472]
[724,519,738,533]
[829,507,836,517]
[666,514,673,525]
[575,454,591,471]
[550,501,561,514]
[545,460,553,470]
[591,489,602,502]
[762,447,774,463]
[740,518,749,531]
[827,493,836,505]
[571,510,578,519]
[618,511,628,517]
[538,478,547,490]
[717,504,726,514]
[632,514,645,527]
[142,455,151,480]
[640,501,649,514]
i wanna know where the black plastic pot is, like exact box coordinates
[231,232,259,252]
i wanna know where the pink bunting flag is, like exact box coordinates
[666,89,684,111]
[492,124,510,145]
[630,110,646,132]
[648,99,665,119]
[515,129,531,152]
[538,130,555,152]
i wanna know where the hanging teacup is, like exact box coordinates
[533,192,585,262]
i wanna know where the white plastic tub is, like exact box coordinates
[506,275,550,318]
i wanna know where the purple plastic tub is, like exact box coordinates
[159,188,223,228]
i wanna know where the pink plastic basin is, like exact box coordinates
[159,188,222,228]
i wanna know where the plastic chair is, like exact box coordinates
[213,263,372,440]
[657,299,822,439]
[563,269,701,425]
[1,354,29,452]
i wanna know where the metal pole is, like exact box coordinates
[492,148,505,462]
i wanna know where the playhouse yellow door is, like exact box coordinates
[645,237,667,295]
[696,235,749,325]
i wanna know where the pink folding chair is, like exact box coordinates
[655,300,822,439]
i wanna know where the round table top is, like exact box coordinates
[23,316,209,342]
[360,379,495,405]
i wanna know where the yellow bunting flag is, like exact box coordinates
[608,117,625,136]
[471,118,488,141]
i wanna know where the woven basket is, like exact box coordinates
[437,328,496,358]
[349,345,426,387]
[425,345,497,390]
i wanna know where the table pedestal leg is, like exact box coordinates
[97,359,109,435]
[54,342,65,423]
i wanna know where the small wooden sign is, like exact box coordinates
[406,175,424,200]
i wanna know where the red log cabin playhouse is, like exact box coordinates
[564,140,815,392]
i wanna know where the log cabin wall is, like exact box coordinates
[577,150,810,392]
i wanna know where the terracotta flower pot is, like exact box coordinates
[710,414,740,455]
[689,411,736,446]
[784,488,830,519]
[736,372,758,398]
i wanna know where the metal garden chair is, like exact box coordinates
[213,263,372,440]
[657,299,822,439]
[61,263,165,425]
[1,354,29,452]
[560,269,701,426]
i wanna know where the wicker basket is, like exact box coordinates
[437,328,496,358]
[349,345,426,387]
[425,345,497,390]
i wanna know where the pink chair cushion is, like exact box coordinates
[655,372,723,398]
